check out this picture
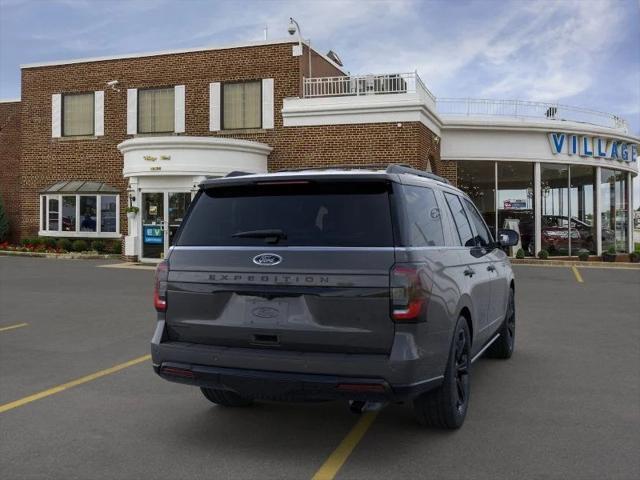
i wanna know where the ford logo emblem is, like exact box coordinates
[252,307,279,318]
[252,253,282,266]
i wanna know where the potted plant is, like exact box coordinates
[602,245,617,262]
[577,249,590,262]
[126,206,139,222]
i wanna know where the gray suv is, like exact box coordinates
[151,164,518,429]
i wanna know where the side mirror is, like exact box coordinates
[497,229,519,247]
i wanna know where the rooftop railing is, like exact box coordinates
[303,72,436,102]
[436,98,628,131]
[302,74,628,132]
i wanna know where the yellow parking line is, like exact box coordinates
[0,354,151,414]
[0,322,28,333]
[571,265,584,283]
[311,411,379,480]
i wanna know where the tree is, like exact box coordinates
[0,195,10,242]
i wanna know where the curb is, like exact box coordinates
[511,258,640,269]
[0,250,121,260]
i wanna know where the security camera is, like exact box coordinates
[288,18,297,35]
[106,80,119,86]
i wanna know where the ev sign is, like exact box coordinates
[548,132,638,163]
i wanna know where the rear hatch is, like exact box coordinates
[164,176,397,354]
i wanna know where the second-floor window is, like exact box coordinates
[138,87,175,133]
[63,92,94,136]
[223,81,261,129]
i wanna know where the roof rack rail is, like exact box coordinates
[224,171,253,178]
[386,164,450,184]
[277,164,389,172]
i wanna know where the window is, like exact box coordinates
[463,198,492,247]
[444,192,474,247]
[222,81,261,129]
[48,197,59,231]
[39,182,119,237]
[62,92,94,136]
[399,185,445,247]
[62,196,76,232]
[177,182,394,247]
[138,88,175,133]
[601,168,629,253]
[79,196,97,232]
[100,196,117,233]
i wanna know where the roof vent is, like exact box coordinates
[326,50,343,67]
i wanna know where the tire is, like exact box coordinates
[413,316,471,429]
[486,288,515,359]
[200,387,253,407]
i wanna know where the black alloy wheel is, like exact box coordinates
[487,288,516,359]
[454,327,470,414]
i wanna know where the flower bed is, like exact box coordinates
[0,237,122,256]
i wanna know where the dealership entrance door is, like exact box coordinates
[141,191,191,261]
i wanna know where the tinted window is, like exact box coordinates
[400,185,445,247]
[463,198,492,247]
[444,193,474,247]
[178,181,394,247]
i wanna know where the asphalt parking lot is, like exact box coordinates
[1,256,639,480]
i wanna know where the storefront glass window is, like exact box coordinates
[569,166,596,254]
[456,161,496,236]
[497,162,534,256]
[79,196,97,232]
[541,164,570,256]
[601,169,629,253]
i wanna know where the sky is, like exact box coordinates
[1,0,639,205]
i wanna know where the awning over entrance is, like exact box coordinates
[41,180,119,194]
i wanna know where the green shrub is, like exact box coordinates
[0,196,9,242]
[537,249,549,260]
[21,237,35,246]
[40,237,57,249]
[606,245,617,255]
[71,239,88,252]
[515,248,525,259]
[91,240,106,253]
[108,239,122,254]
[57,238,73,251]
[630,251,640,263]
[577,249,590,261]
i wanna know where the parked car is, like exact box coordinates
[151,165,518,429]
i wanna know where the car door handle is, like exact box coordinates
[464,268,476,277]
[487,265,496,272]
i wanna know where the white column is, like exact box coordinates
[534,162,541,256]
[628,171,633,253]
[595,167,602,256]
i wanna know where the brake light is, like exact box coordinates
[390,264,429,321]
[154,260,169,312]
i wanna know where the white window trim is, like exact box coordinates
[38,193,121,238]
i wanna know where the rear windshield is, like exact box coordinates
[176,181,394,247]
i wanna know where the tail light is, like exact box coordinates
[390,263,429,321]
[154,260,169,312]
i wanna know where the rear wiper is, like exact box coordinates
[231,229,287,244]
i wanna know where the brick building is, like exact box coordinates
[0,37,637,260]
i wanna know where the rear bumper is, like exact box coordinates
[154,361,442,402]
[151,320,447,402]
